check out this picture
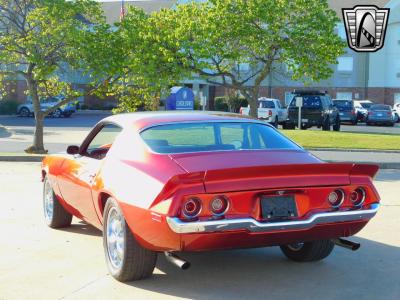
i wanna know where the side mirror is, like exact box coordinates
[67,145,79,155]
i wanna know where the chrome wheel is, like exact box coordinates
[106,207,125,270]
[287,242,304,251]
[43,179,54,223]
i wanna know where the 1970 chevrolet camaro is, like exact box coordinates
[42,112,380,281]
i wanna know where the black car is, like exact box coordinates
[283,90,340,131]
[333,99,358,125]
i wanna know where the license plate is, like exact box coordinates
[301,118,308,122]
[377,113,383,117]
[339,112,344,116]
[261,195,298,220]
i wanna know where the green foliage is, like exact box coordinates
[214,97,229,112]
[0,100,18,115]
[146,0,345,117]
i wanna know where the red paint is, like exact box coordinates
[42,113,381,252]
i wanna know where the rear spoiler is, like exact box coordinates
[203,163,379,193]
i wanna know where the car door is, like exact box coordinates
[57,123,122,225]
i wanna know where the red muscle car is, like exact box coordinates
[42,112,380,281]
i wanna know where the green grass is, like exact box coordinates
[280,130,400,150]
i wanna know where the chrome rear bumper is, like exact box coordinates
[166,203,379,234]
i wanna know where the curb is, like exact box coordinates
[75,110,112,115]
[0,155,45,162]
[308,148,400,154]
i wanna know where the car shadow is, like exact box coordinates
[125,237,400,299]
[59,221,102,237]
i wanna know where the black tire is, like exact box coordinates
[282,123,295,130]
[280,240,335,262]
[273,116,279,128]
[103,197,157,282]
[63,113,72,118]
[322,117,330,131]
[333,117,341,131]
[351,119,358,125]
[43,176,72,228]
[52,109,62,118]
[19,107,31,117]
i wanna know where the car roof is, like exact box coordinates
[101,111,257,130]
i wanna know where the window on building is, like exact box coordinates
[336,92,352,100]
[337,57,353,72]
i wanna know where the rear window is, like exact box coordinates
[140,122,300,154]
[260,101,275,108]
[290,96,322,108]
[360,102,372,109]
[333,100,353,108]
[370,105,391,111]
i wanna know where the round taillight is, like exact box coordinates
[350,187,366,206]
[327,189,344,208]
[210,195,229,216]
[182,197,201,218]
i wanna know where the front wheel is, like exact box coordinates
[19,107,31,117]
[322,117,330,131]
[103,197,157,282]
[43,176,72,228]
[280,240,334,262]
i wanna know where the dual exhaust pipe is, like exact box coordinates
[164,238,359,271]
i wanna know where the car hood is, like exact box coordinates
[169,149,320,173]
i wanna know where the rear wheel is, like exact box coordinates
[43,176,72,228]
[322,117,330,131]
[273,116,279,128]
[333,117,341,131]
[280,240,335,262]
[19,107,30,117]
[103,197,157,282]
[53,109,62,118]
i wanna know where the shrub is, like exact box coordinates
[214,96,229,112]
[0,100,19,115]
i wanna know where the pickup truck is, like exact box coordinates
[240,97,288,127]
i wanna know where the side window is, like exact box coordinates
[276,101,281,109]
[85,124,122,159]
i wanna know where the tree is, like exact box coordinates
[0,0,109,153]
[151,0,345,117]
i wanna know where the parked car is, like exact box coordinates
[42,111,380,282]
[17,96,76,118]
[366,104,395,126]
[333,99,358,125]
[284,90,340,131]
[353,100,374,122]
[392,103,400,123]
[240,97,287,127]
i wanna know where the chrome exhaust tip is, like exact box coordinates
[164,252,191,270]
[333,238,361,251]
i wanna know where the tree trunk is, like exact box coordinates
[248,89,259,118]
[25,78,47,154]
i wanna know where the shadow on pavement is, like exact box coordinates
[127,237,399,299]
[0,126,12,138]
[59,222,102,237]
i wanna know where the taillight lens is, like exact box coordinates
[182,197,202,218]
[327,189,344,208]
[210,195,229,216]
[350,187,366,206]
[269,110,272,116]
[351,109,356,116]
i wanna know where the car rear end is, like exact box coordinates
[367,105,394,126]
[257,99,275,122]
[287,95,324,128]
[132,120,380,252]
[165,162,379,251]
[333,100,357,124]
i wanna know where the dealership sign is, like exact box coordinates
[342,5,390,52]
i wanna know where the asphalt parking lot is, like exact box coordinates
[0,162,399,300]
